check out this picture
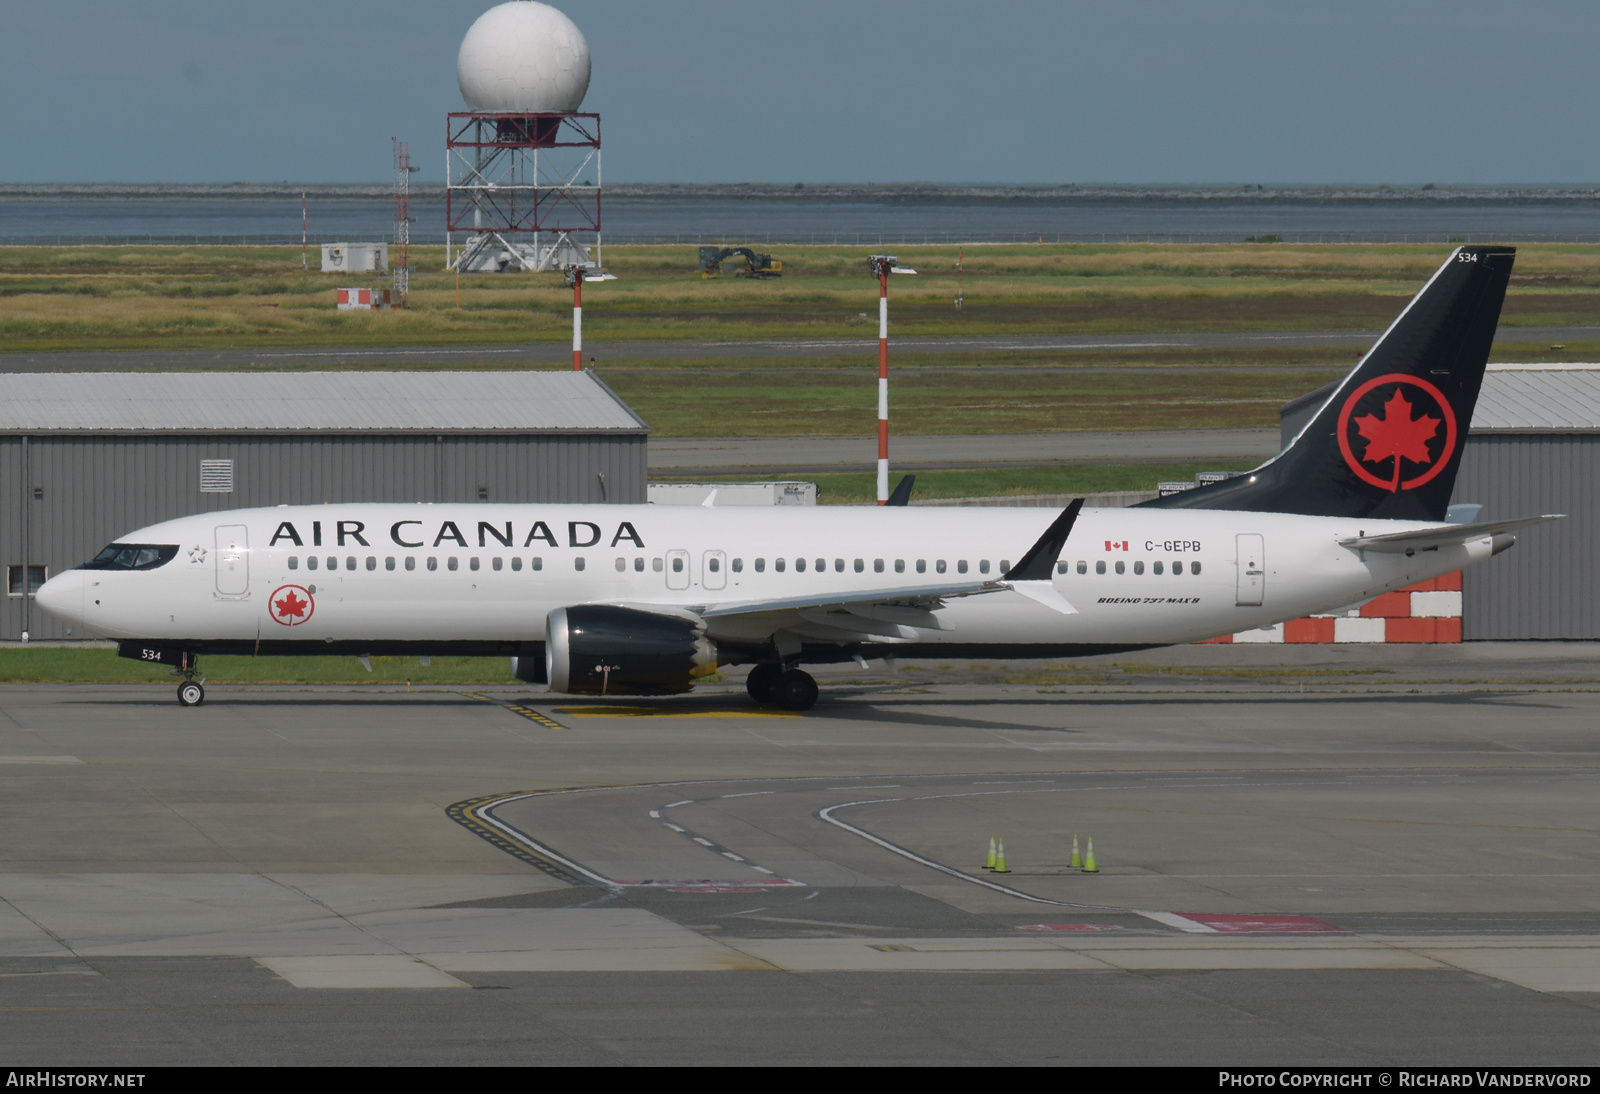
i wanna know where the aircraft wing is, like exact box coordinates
[1339,515,1563,554]
[689,499,1085,643]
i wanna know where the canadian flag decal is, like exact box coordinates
[1104,540,1129,551]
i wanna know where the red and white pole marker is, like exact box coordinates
[877,265,889,502]
[868,255,916,504]
[569,266,584,371]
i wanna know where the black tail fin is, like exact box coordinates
[1140,245,1515,520]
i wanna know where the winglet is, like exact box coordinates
[886,475,916,506]
[1004,499,1084,581]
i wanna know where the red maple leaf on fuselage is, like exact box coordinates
[1354,388,1440,491]
[274,591,308,619]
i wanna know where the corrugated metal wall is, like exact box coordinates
[4,433,646,639]
[1454,435,1596,639]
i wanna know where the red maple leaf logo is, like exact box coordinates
[1353,389,1440,491]
[274,590,307,619]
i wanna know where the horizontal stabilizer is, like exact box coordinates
[1339,515,1563,554]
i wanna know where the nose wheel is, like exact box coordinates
[177,680,205,707]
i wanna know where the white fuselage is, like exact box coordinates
[37,502,1490,654]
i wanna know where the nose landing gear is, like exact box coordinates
[171,653,206,707]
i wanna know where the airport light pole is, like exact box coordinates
[868,255,916,504]
[565,264,616,370]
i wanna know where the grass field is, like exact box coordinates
[610,364,1346,436]
[3,242,1599,353]
[656,462,1257,504]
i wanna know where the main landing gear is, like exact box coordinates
[172,655,206,707]
[745,663,818,712]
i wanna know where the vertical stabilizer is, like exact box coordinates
[1141,246,1515,520]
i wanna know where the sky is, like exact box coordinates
[2,1,1597,185]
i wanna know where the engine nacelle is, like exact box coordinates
[509,654,547,684]
[545,605,718,695]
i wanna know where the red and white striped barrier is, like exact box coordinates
[336,287,390,311]
[1202,571,1462,644]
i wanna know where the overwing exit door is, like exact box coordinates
[1235,533,1265,606]
[665,549,690,591]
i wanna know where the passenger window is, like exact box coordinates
[511,557,522,571]
[1153,561,1163,575]
[1134,561,1145,575]
[732,559,743,573]
[386,557,395,571]
[448,557,459,571]
[1115,560,1126,575]
[405,556,416,571]
[894,559,904,573]
[917,560,926,574]
[709,558,720,573]
[427,557,437,571]
[1077,560,1087,575]
[344,557,354,571]
[366,556,376,571]
[1056,561,1066,575]
[1096,561,1106,575]
[307,556,318,571]
[1001,560,1010,573]
[957,561,968,574]
[775,558,786,572]
[1171,560,1182,575]
[532,557,543,571]
[873,559,883,573]
[575,557,586,571]
[672,557,684,573]
[492,557,502,571]
[820,558,829,572]
[755,558,766,573]
[854,559,864,573]
[936,560,946,574]
[634,557,645,572]
[652,558,663,572]
[469,557,480,572]
[327,557,337,571]
[796,558,807,573]
[979,560,990,574]
[1192,561,1202,575]
[288,556,298,570]
[614,558,626,572]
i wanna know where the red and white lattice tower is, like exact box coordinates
[392,139,417,307]
[447,3,599,274]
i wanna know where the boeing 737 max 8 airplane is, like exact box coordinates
[35,246,1558,709]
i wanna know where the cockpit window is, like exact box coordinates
[81,543,179,571]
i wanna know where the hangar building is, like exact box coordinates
[2,371,648,640]
[1280,363,1597,640]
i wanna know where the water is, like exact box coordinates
[3,195,1600,245]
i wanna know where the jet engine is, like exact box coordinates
[545,605,718,695]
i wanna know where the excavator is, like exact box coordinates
[698,246,783,279]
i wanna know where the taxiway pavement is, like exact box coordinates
[1,326,1593,372]
[3,645,1599,1064]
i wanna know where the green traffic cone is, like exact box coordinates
[1070,834,1082,870]
[1083,836,1098,873]
[995,839,1010,874]
[985,835,997,871]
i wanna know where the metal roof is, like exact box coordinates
[0,371,648,434]
[1474,364,1600,432]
